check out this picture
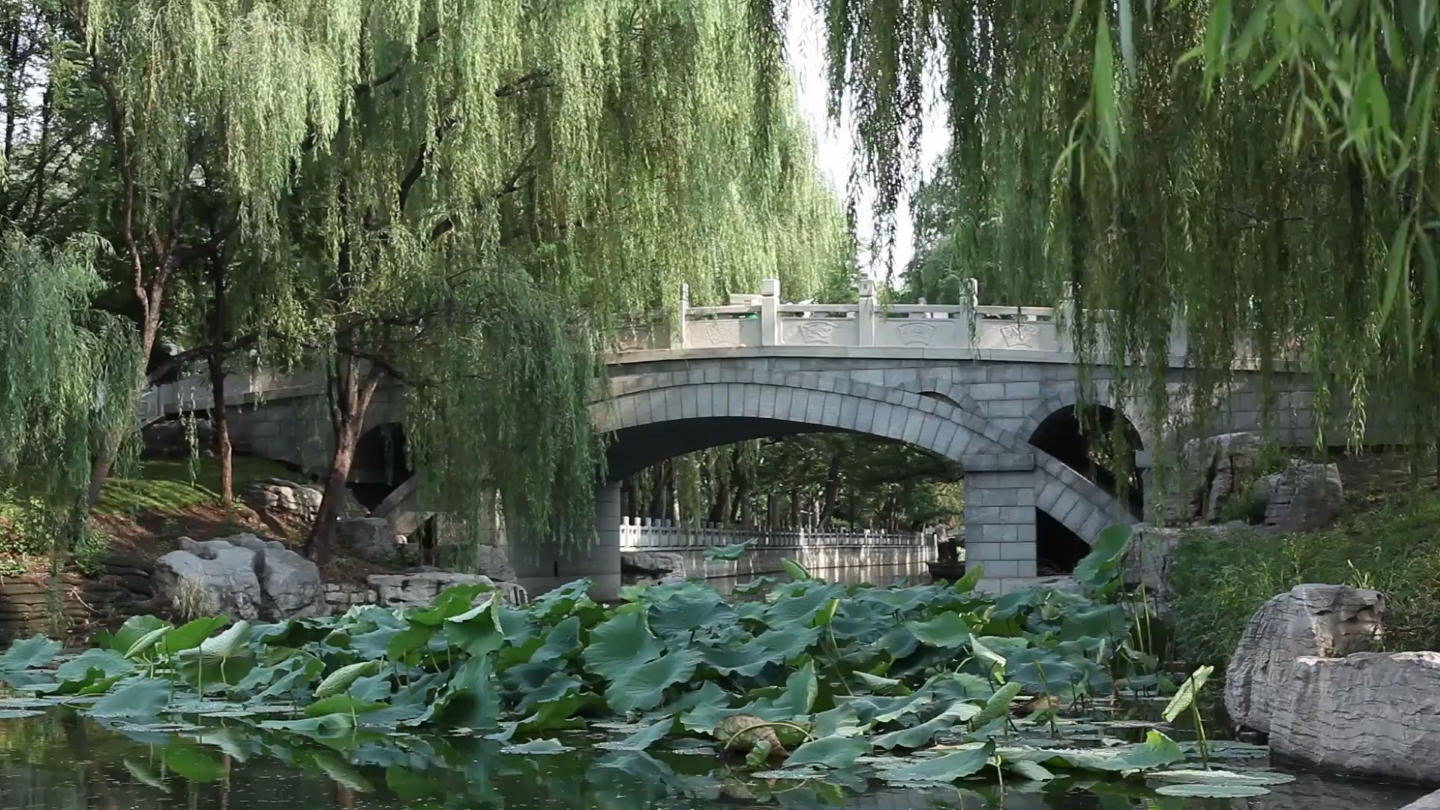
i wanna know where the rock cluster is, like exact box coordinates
[1224,584,1385,735]
[1148,432,1343,529]
[242,479,368,523]
[153,535,327,621]
[621,551,686,585]
[1226,583,1440,787]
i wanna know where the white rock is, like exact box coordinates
[154,542,263,620]
[1270,652,1440,786]
[1147,432,1264,524]
[1261,459,1344,532]
[1203,432,1266,522]
[1223,584,1385,735]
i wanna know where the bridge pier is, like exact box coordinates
[963,468,1039,586]
[508,482,623,601]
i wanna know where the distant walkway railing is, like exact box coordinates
[618,518,933,552]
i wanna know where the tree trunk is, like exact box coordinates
[208,352,232,512]
[86,306,164,506]
[208,249,232,511]
[305,351,382,559]
[818,452,843,528]
[789,488,801,529]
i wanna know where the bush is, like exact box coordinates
[1168,491,1440,667]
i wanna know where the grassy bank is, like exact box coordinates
[2,456,301,575]
[1168,486,1440,667]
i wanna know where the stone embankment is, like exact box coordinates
[1225,583,1440,787]
[0,553,157,642]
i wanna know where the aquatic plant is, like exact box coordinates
[0,525,1294,798]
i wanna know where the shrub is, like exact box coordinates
[1169,492,1440,667]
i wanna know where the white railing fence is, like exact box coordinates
[619,517,934,551]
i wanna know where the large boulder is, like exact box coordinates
[155,535,327,621]
[226,534,326,618]
[337,518,419,566]
[154,540,263,620]
[1224,584,1385,735]
[1270,652,1440,786]
[1122,521,1252,618]
[243,479,324,522]
[622,551,686,584]
[368,571,527,608]
[1259,459,1344,532]
[1148,432,1265,524]
[243,479,369,523]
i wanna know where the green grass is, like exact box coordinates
[1168,490,1440,667]
[94,456,301,515]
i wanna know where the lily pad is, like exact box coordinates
[1154,783,1272,798]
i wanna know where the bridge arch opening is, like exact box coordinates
[1029,404,1144,518]
[349,422,413,511]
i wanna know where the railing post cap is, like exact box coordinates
[761,278,780,296]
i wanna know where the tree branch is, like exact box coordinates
[145,334,258,383]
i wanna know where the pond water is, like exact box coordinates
[0,710,1425,810]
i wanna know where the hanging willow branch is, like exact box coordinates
[820,0,1440,467]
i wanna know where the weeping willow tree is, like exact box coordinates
[0,233,143,574]
[818,0,1440,470]
[73,0,847,556]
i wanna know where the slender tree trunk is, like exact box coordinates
[789,488,801,529]
[305,351,382,559]
[818,452,842,528]
[207,250,233,511]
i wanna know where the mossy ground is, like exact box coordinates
[1168,453,1440,667]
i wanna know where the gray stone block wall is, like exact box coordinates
[964,469,1038,579]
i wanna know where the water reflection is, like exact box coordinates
[0,713,1425,810]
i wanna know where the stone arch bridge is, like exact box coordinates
[142,279,1369,598]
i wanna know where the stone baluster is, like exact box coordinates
[761,278,780,346]
[858,277,876,346]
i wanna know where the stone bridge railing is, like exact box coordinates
[615,278,1194,362]
[618,518,933,552]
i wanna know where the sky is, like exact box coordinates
[783,4,949,279]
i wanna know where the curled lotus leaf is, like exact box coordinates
[715,714,789,756]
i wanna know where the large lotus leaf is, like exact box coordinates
[783,735,872,769]
[163,616,230,655]
[877,626,919,659]
[443,595,506,658]
[384,625,434,661]
[597,717,673,751]
[810,702,865,738]
[772,661,818,717]
[526,579,594,624]
[1162,665,1214,723]
[585,610,664,681]
[349,627,401,660]
[853,672,907,695]
[1073,524,1134,592]
[878,741,995,783]
[605,648,701,714]
[647,586,735,638]
[694,640,781,678]
[827,601,892,642]
[48,649,134,691]
[348,671,394,703]
[752,625,821,660]
[990,588,1044,621]
[516,671,583,716]
[759,583,845,628]
[258,714,357,740]
[968,681,1023,730]
[906,612,973,648]
[655,680,731,723]
[781,558,812,581]
[85,678,171,717]
[703,540,753,560]
[843,691,934,724]
[1148,769,1295,787]
[1061,604,1132,642]
[410,584,491,626]
[0,636,62,672]
[253,618,333,648]
[94,616,169,655]
[1153,784,1271,798]
[246,658,325,703]
[1008,730,1184,773]
[1007,648,1085,699]
[530,616,582,665]
[873,702,981,750]
[435,656,501,729]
